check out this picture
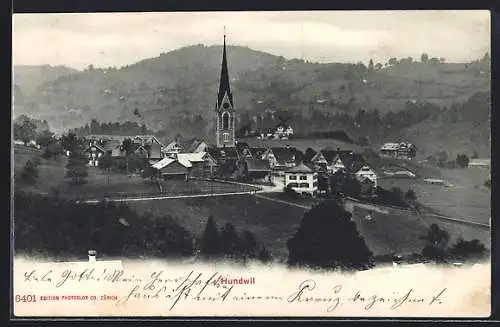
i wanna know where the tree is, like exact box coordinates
[20,160,38,185]
[375,63,383,70]
[14,120,37,145]
[388,57,398,66]
[65,148,89,185]
[60,132,79,153]
[421,224,450,261]
[220,223,243,257]
[448,238,487,261]
[456,154,470,168]
[121,138,134,174]
[287,200,373,270]
[368,59,374,71]
[257,246,272,263]
[342,176,362,198]
[404,189,417,206]
[240,229,258,258]
[200,216,220,258]
[421,53,429,63]
[98,152,113,170]
[36,130,55,148]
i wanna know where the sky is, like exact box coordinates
[12,10,491,70]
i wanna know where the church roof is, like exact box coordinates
[216,33,234,109]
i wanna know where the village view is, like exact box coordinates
[13,25,491,272]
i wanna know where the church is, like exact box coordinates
[214,31,236,148]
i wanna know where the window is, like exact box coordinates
[223,133,230,141]
[313,174,317,180]
[300,175,307,180]
[289,175,297,180]
[222,112,230,129]
[313,182,318,187]
[288,182,299,188]
[299,183,309,188]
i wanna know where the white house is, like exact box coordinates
[354,164,378,187]
[284,163,318,197]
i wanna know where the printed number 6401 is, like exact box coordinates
[15,295,37,303]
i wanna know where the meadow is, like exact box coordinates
[13,147,257,200]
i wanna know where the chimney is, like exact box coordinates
[88,250,97,262]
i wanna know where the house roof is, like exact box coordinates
[177,152,208,163]
[207,147,239,160]
[269,147,296,164]
[286,163,314,173]
[185,139,208,153]
[165,141,184,152]
[244,159,271,172]
[101,140,121,152]
[152,157,192,170]
[247,147,267,159]
[381,143,401,151]
[317,149,353,165]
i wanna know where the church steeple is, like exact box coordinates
[214,28,236,148]
[216,29,233,109]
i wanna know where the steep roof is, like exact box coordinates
[286,163,314,173]
[339,153,367,173]
[216,33,233,109]
[269,147,296,164]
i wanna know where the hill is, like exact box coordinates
[394,91,491,158]
[12,45,490,140]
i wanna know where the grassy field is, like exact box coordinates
[128,194,308,260]
[13,147,257,199]
[379,168,490,225]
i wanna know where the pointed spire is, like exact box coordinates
[217,27,233,109]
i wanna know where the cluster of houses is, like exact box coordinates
[380,142,417,159]
[81,133,379,198]
[256,123,295,140]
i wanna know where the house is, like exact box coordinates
[207,146,240,161]
[262,147,298,170]
[380,143,400,157]
[84,141,106,166]
[380,142,416,159]
[468,158,490,169]
[310,148,353,174]
[164,140,184,154]
[339,152,378,186]
[185,139,209,153]
[177,152,217,177]
[151,155,192,180]
[284,163,318,197]
[273,123,294,139]
[238,159,271,182]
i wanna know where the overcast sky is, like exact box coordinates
[13,10,490,70]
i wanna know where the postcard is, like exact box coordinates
[11,10,491,318]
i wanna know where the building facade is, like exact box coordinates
[215,33,236,148]
[284,163,318,197]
